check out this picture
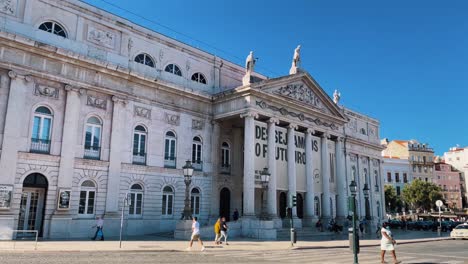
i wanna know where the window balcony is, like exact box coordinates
[133,152,146,165]
[192,161,203,171]
[220,164,231,174]
[164,156,176,168]
[84,145,101,160]
[30,138,50,154]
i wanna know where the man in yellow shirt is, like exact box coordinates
[214,218,221,245]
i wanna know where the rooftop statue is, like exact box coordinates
[245,51,255,74]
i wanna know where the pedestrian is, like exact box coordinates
[376,222,381,239]
[315,219,323,232]
[219,216,229,245]
[233,209,239,221]
[380,222,401,264]
[214,218,221,245]
[359,218,365,234]
[92,215,104,241]
[187,216,205,251]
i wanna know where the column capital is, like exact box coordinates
[267,117,279,124]
[211,120,221,127]
[321,132,331,139]
[8,71,33,82]
[287,123,298,130]
[65,85,85,96]
[306,128,315,135]
[112,95,127,105]
[240,111,258,119]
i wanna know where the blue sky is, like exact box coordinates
[82,0,468,155]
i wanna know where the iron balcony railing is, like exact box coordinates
[133,152,146,165]
[84,145,101,160]
[220,164,231,174]
[164,156,176,168]
[192,160,203,171]
[30,138,50,154]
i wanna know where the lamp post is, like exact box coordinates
[349,180,359,264]
[259,167,271,220]
[182,160,194,220]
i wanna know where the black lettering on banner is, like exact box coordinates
[255,125,262,139]
[313,140,319,152]
[255,143,261,156]
[262,144,268,158]
[295,135,305,149]
[261,127,267,140]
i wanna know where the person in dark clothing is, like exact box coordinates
[233,209,239,221]
[219,216,229,245]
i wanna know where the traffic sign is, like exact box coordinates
[435,200,443,207]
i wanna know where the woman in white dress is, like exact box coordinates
[380,222,401,264]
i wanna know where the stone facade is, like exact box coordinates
[444,147,468,208]
[0,0,384,239]
[382,157,412,197]
[433,162,463,210]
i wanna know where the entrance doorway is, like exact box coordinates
[18,173,48,237]
[279,192,287,218]
[297,193,304,219]
[219,188,230,221]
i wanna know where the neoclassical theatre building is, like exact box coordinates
[0,0,384,239]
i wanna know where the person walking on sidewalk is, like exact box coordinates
[233,209,239,221]
[219,217,229,245]
[380,222,401,264]
[92,215,104,241]
[187,216,205,251]
[214,218,221,245]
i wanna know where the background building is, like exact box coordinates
[0,0,384,239]
[433,162,463,210]
[444,146,468,208]
[382,139,435,183]
[382,157,411,197]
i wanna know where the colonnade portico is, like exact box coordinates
[239,111,346,224]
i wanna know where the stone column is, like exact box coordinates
[57,85,83,188]
[304,128,315,224]
[335,137,347,221]
[267,118,279,217]
[210,121,220,219]
[321,133,331,220]
[0,71,33,184]
[241,112,257,217]
[105,96,127,213]
[287,123,298,217]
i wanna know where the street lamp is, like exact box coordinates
[259,167,270,220]
[349,180,359,264]
[363,183,370,220]
[182,160,194,220]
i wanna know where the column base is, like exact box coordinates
[302,216,318,227]
[241,217,277,240]
[174,220,193,240]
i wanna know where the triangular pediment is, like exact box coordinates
[252,72,346,120]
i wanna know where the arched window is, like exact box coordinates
[314,196,320,216]
[190,188,201,215]
[351,166,357,181]
[134,53,155,68]
[133,125,147,165]
[164,64,182,76]
[363,168,368,184]
[162,186,174,216]
[164,131,177,168]
[84,116,102,160]
[192,136,203,170]
[191,72,206,84]
[79,180,96,215]
[374,170,379,191]
[221,142,230,173]
[360,128,367,135]
[38,21,67,38]
[129,184,143,215]
[31,106,53,154]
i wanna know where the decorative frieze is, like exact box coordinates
[256,100,338,130]
[165,113,180,126]
[134,106,151,119]
[87,95,107,110]
[349,153,357,162]
[87,25,116,49]
[274,83,322,109]
[0,0,16,15]
[34,84,59,99]
[372,159,379,167]
[361,156,368,165]
[192,119,205,130]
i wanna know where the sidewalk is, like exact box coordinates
[0,230,450,253]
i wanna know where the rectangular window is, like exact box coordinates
[395,173,400,183]
[387,172,392,182]
[78,190,95,215]
[403,173,408,183]
[129,192,143,215]
[396,186,401,196]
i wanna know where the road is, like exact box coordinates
[0,240,466,264]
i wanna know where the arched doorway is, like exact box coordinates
[18,173,48,237]
[279,192,287,218]
[297,193,304,219]
[219,188,230,221]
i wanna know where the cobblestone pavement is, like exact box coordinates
[0,240,466,264]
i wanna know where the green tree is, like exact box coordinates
[384,185,400,212]
[401,179,443,211]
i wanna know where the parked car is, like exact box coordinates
[450,223,468,239]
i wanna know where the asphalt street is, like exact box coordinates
[0,240,466,264]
